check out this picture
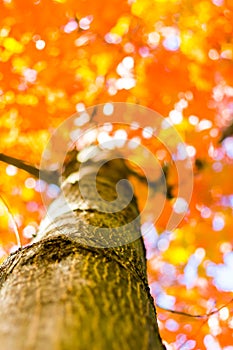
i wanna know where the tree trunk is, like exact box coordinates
[0,151,165,350]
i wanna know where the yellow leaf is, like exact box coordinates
[3,38,24,54]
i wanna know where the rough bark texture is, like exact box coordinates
[0,152,165,350]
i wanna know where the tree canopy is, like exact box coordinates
[0,0,233,349]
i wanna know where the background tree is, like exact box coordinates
[0,0,233,349]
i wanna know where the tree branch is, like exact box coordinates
[0,153,59,185]
[156,297,233,319]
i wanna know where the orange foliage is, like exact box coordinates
[1,0,233,349]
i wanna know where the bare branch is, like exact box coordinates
[156,297,233,319]
[0,194,21,248]
[0,153,59,185]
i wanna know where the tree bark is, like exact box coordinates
[0,151,165,350]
